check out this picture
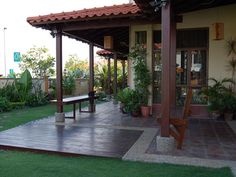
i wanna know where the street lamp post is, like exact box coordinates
[3,27,7,77]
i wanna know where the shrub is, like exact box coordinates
[96,91,107,101]
[26,91,49,107]
[63,72,75,95]
[0,97,12,112]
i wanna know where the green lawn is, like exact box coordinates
[0,151,233,177]
[0,104,234,177]
[0,103,86,132]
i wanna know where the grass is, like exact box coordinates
[0,102,234,177]
[0,103,84,132]
[0,151,233,177]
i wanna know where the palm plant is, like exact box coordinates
[226,38,236,91]
[202,78,235,114]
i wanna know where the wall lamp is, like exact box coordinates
[150,0,169,12]
[50,28,58,38]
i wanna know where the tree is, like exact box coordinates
[19,46,55,78]
[94,60,127,93]
[64,54,89,78]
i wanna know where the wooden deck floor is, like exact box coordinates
[0,102,158,158]
[1,102,235,161]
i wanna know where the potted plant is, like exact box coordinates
[222,91,236,121]
[129,45,151,117]
[201,78,235,119]
[117,87,132,113]
[117,87,141,116]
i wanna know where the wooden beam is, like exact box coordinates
[62,32,103,48]
[56,28,63,113]
[62,18,159,31]
[161,1,172,137]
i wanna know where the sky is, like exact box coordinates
[0,0,129,76]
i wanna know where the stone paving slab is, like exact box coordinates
[123,124,236,177]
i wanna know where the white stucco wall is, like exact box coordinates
[129,4,236,93]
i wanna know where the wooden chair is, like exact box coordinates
[170,87,193,149]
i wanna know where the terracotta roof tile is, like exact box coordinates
[27,3,141,24]
[96,50,113,56]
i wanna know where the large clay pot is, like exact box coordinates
[131,111,139,117]
[141,106,151,118]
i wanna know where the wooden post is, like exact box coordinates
[113,52,118,103]
[56,29,63,113]
[89,43,94,92]
[122,60,126,88]
[89,43,94,111]
[107,57,111,95]
[170,12,177,112]
[161,1,173,137]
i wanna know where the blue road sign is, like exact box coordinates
[14,52,21,62]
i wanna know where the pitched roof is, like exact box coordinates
[27,3,141,24]
[96,50,113,56]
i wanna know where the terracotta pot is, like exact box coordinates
[141,106,151,118]
[131,111,139,117]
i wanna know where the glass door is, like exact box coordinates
[153,48,162,103]
[176,49,207,105]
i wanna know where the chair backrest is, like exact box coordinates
[182,87,193,119]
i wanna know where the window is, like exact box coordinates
[135,31,147,45]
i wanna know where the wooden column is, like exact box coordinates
[113,52,118,102]
[56,29,63,113]
[122,60,126,88]
[89,42,94,92]
[170,13,177,111]
[107,57,111,95]
[161,1,173,137]
[89,43,94,111]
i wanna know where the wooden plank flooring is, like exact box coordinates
[0,124,142,158]
[0,102,158,158]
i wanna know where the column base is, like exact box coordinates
[156,136,175,152]
[55,112,65,122]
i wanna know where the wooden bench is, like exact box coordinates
[51,93,99,119]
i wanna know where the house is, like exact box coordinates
[27,0,236,138]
